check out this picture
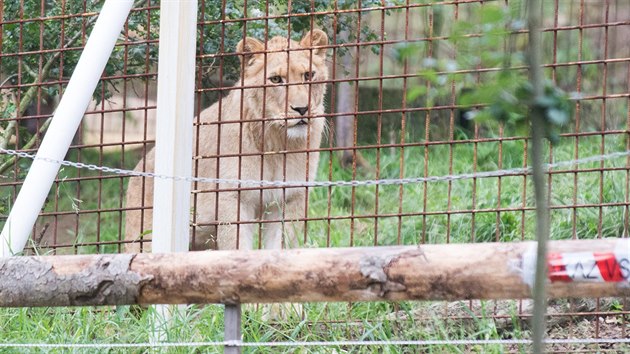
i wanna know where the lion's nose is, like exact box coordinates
[291,106,309,116]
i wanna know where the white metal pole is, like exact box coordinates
[0,0,134,257]
[151,1,197,253]
[150,0,197,343]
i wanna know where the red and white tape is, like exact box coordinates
[518,239,630,286]
[547,251,628,282]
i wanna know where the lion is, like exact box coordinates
[124,30,329,253]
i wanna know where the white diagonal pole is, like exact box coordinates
[0,0,134,257]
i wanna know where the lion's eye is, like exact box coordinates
[268,76,283,84]
[303,71,315,81]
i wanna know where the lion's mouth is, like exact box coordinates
[271,114,311,130]
[285,118,308,128]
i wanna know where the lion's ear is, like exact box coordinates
[299,29,328,58]
[236,37,265,66]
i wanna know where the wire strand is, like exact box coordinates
[0,337,629,349]
[1,147,629,188]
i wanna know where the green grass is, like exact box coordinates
[1,131,629,352]
[0,302,527,353]
[23,147,144,255]
[306,133,630,248]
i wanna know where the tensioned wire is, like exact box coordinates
[1,147,629,188]
[1,150,628,350]
[0,338,629,349]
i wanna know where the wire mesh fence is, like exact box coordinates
[0,0,629,351]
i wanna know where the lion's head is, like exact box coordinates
[236,30,329,140]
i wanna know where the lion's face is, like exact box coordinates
[236,30,329,140]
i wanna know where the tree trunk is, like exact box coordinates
[1,239,630,307]
[334,28,371,170]
[335,47,355,167]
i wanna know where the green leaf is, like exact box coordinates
[546,108,569,126]
[406,86,427,102]
[534,95,558,109]
[419,69,438,83]
[515,83,533,100]
[480,5,505,25]
[458,93,478,107]
[498,90,519,106]
[392,43,420,63]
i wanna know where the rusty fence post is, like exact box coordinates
[224,304,242,354]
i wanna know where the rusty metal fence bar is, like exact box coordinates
[0,0,629,351]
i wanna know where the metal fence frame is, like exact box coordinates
[0,0,629,352]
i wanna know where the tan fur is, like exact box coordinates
[125,30,329,252]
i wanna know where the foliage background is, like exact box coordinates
[0,0,629,350]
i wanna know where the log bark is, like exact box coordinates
[0,254,150,307]
[0,239,629,307]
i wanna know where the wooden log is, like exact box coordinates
[1,239,629,307]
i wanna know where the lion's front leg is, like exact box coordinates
[262,191,306,250]
[261,202,284,250]
[259,191,307,321]
[211,192,255,250]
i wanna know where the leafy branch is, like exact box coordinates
[0,117,51,176]
[0,0,150,175]
[396,3,573,142]
[0,13,100,170]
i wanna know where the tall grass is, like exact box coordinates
[307,133,630,249]
[0,131,627,351]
